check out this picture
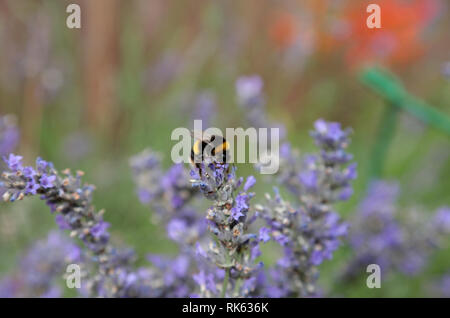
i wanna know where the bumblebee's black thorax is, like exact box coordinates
[190,135,229,168]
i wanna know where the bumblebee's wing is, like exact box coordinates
[190,130,211,141]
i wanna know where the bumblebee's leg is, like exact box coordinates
[195,163,203,179]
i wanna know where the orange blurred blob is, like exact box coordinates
[268,12,298,50]
[341,0,440,67]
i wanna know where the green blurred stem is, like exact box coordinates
[215,234,230,298]
[233,278,242,297]
[360,67,450,180]
[360,67,450,136]
[370,105,399,179]
[221,268,230,298]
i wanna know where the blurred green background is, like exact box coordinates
[0,0,449,297]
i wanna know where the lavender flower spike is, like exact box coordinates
[0,231,81,298]
[191,157,262,297]
[1,154,154,297]
[0,115,19,157]
[258,120,356,297]
[343,182,450,281]
[235,75,286,140]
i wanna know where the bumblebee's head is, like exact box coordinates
[190,134,230,166]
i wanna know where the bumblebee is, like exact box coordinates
[190,132,230,177]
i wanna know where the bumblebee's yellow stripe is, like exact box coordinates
[214,141,230,154]
[193,140,202,155]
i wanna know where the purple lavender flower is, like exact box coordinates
[25,180,40,195]
[146,254,193,297]
[231,208,245,221]
[0,231,81,298]
[236,75,264,106]
[193,270,219,295]
[130,148,214,297]
[432,207,450,234]
[343,181,405,279]
[312,119,347,145]
[130,150,197,217]
[36,157,53,173]
[257,120,355,297]
[0,115,19,157]
[23,166,36,178]
[1,155,165,297]
[278,119,356,203]
[4,153,23,171]
[1,114,362,299]
[231,194,249,221]
[299,170,318,191]
[167,218,187,242]
[259,227,271,243]
[343,181,450,282]
[90,221,110,238]
[432,274,450,297]
[191,91,217,128]
[190,145,263,297]
[235,75,286,140]
[39,173,56,188]
[243,175,256,192]
[129,149,207,255]
[55,214,71,230]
